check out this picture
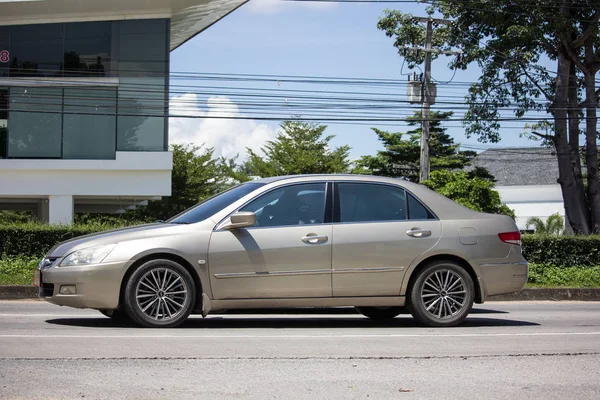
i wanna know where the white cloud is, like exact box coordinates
[245,0,337,14]
[169,93,276,160]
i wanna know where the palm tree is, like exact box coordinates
[526,213,564,235]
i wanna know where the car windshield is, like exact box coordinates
[167,182,265,224]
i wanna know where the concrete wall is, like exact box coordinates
[496,184,565,230]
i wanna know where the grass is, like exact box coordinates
[1,256,599,288]
[0,256,40,285]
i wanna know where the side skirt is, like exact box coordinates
[208,296,405,311]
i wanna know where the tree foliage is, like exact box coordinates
[353,111,476,181]
[138,143,227,221]
[526,213,565,235]
[423,170,515,218]
[245,120,351,177]
[378,1,600,234]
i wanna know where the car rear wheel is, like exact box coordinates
[355,306,404,320]
[407,261,474,327]
[123,259,196,328]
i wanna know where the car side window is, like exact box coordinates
[338,183,407,223]
[407,193,436,220]
[239,183,326,228]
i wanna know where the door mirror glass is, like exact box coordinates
[222,211,257,230]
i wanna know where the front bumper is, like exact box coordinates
[37,259,129,309]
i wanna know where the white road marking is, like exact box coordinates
[1,332,600,339]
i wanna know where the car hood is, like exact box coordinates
[46,223,189,258]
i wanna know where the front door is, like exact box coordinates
[208,182,333,299]
[332,182,441,297]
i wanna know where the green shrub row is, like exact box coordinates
[1,223,600,268]
[521,234,600,267]
[0,222,132,258]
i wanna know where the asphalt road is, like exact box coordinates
[1,301,599,400]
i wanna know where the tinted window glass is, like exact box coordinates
[407,193,435,220]
[63,22,113,77]
[0,27,9,77]
[63,88,117,159]
[240,183,326,228]
[168,183,264,224]
[338,183,407,223]
[10,24,63,77]
[8,87,62,158]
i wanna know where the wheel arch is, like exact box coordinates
[118,252,204,310]
[402,254,484,304]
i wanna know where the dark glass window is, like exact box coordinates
[407,193,436,220]
[0,87,7,158]
[338,183,407,223]
[240,183,326,227]
[8,87,62,158]
[168,183,265,224]
[63,22,113,77]
[118,19,168,77]
[0,27,9,77]
[63,88,117,159]
[9,24,63,77]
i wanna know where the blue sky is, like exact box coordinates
[169,0,541,160]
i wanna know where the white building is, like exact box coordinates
[472,147,565,231]
[0,0,246,224]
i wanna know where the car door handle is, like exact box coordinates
[406,228,432,238]
[301,234,329,244]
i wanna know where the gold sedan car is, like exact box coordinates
[35,175,528,328]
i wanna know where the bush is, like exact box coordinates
[0,255,40,285]
[0,221,137,258]
[527,264,600,288]
[522,235,600,267]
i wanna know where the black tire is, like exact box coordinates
[355,306,404,320]
[99,308,131,323]
[407,261,475,327]
[123,259,196,328]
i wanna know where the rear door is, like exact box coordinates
[332,182,441,297]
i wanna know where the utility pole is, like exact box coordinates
[404,17,461,183]
[420,18,433,183]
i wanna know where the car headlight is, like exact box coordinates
[60,244,117,267]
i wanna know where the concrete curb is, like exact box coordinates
[0,285,38,300]
[488,288,600,301]
[1,286,599,302]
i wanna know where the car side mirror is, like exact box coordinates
[221,211,256,230]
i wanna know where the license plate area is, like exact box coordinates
[33,269,41,287]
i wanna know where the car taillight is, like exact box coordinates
[498,231,521,246]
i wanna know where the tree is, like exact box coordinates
[378,2,600,234]
[138,143,227,221]
[423,170,515,218]
[353,111,476,181]
[526,213,565,235]
[245,120,351,177]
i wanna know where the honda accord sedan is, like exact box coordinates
[35,175,528,328]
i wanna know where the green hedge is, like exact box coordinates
[0,222,126,258]
[522,235,600,267]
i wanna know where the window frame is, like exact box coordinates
[217,181,333,230]
[332,181,438,224]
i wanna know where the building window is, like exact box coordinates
[63,88,117,159]
[0,19,169,158]
[8,87,62,158]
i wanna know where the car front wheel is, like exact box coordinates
[123,259,196,328]
[407,261,474,327]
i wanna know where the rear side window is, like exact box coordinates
[407,193,436,220]
[337,183,407,223]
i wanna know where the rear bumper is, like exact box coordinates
[38,261,128,309]
[476,261,529,299]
